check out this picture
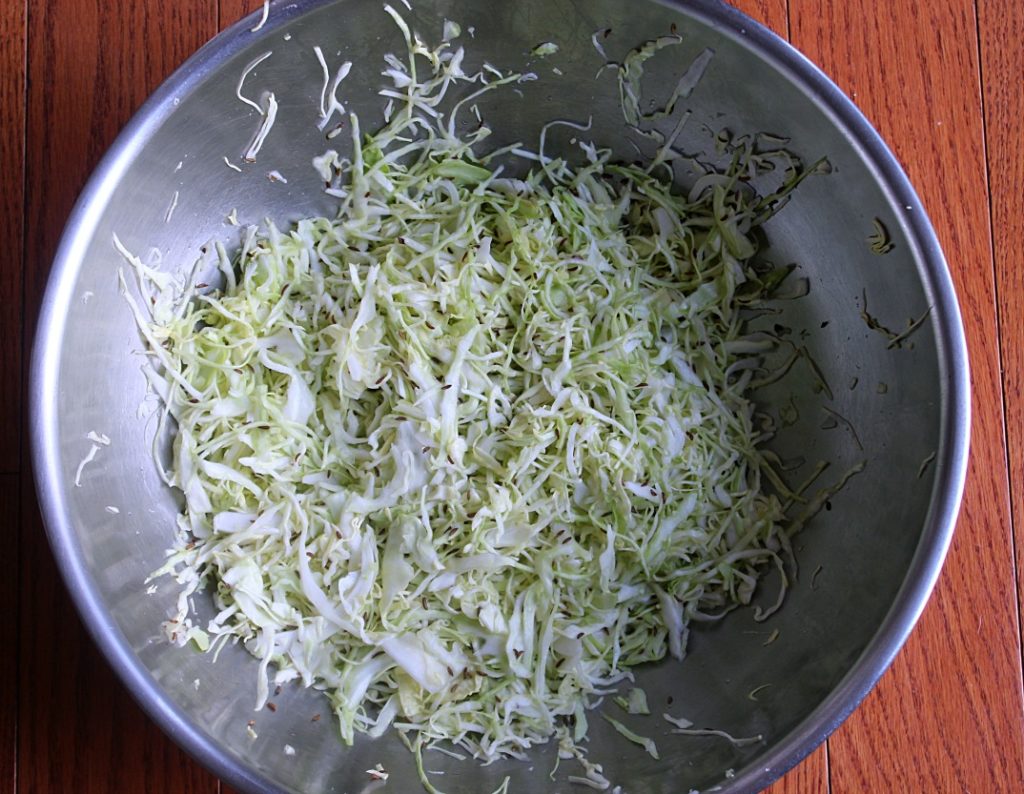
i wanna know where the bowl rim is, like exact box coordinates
[30,0,971,791]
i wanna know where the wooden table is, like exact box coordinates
[4,0,1023,791]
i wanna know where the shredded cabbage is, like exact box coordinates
[128,7,827,780]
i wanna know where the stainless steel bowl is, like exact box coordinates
[31,1,969,791]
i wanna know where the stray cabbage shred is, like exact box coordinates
[127,5,823,779]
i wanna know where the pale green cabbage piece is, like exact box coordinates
[125,5,823,779]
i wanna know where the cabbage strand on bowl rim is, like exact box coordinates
[126,6,824,778]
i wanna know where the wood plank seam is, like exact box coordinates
[966,0,1024,739]
[11,0,28,792]
[19,1,222,791]
[0,0,24,477]
[974,0,1024,678]
[790,0,1024,789]
[978,0,1024,674]
[823,729,831,794]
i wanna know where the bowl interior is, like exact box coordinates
[34,0,962,792]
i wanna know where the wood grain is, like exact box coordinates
[0,477,19,794]
[791,0,1024,789]
[768,745,829,794]
[220,0,264,29]
[22,0,217,315]
[17,484,218,794]
[8,0,1024,793]
[0,0,25,476]
[0,0,25,784]
[980,0,1024,649]
[733,0,789,37]
[19,1,220,792]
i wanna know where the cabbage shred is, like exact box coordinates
[134,9,816,771]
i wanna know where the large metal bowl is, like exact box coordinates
[31,0,969,791]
